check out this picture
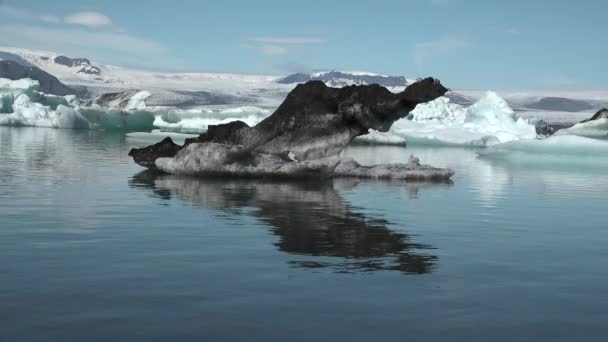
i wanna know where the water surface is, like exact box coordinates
[1,127,607,341]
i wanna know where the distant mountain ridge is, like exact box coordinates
[524,97,596,112]
[1,46,606,114]
[53,56,101,76]
[277,71,410,88]
[0,60,77,96]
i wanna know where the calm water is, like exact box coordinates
[1,126,607,341]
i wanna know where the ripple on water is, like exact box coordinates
[2,127,608,341]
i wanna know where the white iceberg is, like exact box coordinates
[0,77,39,91]
[555,119,608,139]
[480,135,608,156]
[393,92,537,146]
[409,96,466,123]
[0,93,89,129]
[1,78,40,113]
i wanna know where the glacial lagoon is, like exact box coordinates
[1,126,607,341]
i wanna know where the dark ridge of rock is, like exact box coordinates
[77,66,102,75]
[525,97,595,112]
[0,60,76,96]
[277,71,409,88]
[54,55,88,67]
[54,55,101,75]
[85,89,143,109]
[0,51,36,68]
[277,73,311,84]
[581,108,608,123]
[129,78,452,180]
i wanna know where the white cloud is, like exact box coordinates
[39,15,61,23]
[258,45,289,56]
[245,36,325,57]
[415,36,470,69]
[0,24,165,56]
[248,36,326,44]
[64,12,113,28]
[0,5,119,30]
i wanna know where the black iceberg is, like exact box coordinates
[129,78,454,181]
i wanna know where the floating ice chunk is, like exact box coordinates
[217,106,271,115]
[153,115,253,134]
[0,78,39,91]
[124,91,152,111]
[479,135,608,167]
[0,94,89,128]
[392,92,537,147]
[478,135,608,171]
[126,130,198,144]
[354,129,407,145]
[79,109,154,131]
[152,106,270,133]
[0,78,42,112]
[63,95,79,107]
[555,119,608,139]
[409,96,466,123]
[465,92,516,124]
[54,105,89,129]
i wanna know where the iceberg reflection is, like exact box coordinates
[129,171,448,274]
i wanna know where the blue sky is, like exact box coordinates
[0,0,606,90]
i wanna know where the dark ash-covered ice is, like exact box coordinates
[129,78,454,181]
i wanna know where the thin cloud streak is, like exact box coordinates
[0,24,165,55]
[64,12,114,28]
[0,5,120,30]
[248,36,327,44]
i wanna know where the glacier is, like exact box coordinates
[392,92,538,147]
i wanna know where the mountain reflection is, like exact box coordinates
[130,171,446,274]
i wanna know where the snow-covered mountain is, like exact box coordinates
[0,60,77,96]
[277,70,413,88]
[0,46,290,109]
[0,46,606,120]
[53,55,101,77]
